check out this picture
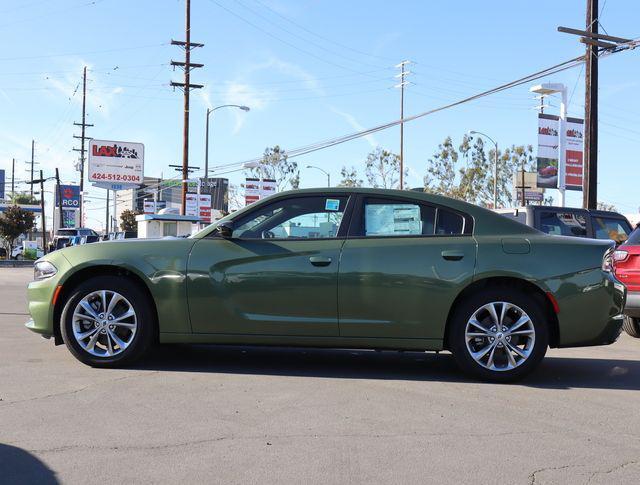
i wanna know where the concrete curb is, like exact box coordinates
[0,260,35,268]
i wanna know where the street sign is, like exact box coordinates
[88,139,144,187]
[54,184,81,208]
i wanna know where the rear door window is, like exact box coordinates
[539,211,588,237]
[592,216,632,244]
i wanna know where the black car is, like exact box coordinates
[496,206,633,244]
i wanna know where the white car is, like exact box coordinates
[12,246,44,260]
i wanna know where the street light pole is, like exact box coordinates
[204,104,250,179]
[469,131,499,209]
[306,165,330,187]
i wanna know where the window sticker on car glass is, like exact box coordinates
[325,199,340,211]
[365,204,422,236]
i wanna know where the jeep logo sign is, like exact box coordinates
[55,184,81,208]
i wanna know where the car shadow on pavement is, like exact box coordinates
[0,444,59,485]
[133,344,640,390]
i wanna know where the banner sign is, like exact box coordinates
[55,184,81,208]
[564,117,584,191]
[143,199,166,214]
[185,194,212,223]
[244,178,277,206]
[244,178,261,205]
[0,169,4,200]
[88,139,144,186]
[516,189,544,202]
[536,114,559,189]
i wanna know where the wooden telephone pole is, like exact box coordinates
[73,66,93,226]
[170,0,204,215]
[558,0,632,209]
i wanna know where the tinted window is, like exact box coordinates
[592,216,632,243]
[627,227,640,245]
[233,196,348,239]
[539,211,587,237]
[364,200,435,237]
[436,208,464,235]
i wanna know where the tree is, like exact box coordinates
[597,201,617,212]
[338,166,363,187]
[364,147,406,189]
[120,209,141,232]
[247,146,300,192]
[425,135,538,208]
[0,206,36,259]
[227,183,244,212]
[9,193,39,205]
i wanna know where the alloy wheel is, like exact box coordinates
[464,301,535,372]
[71,290,137,357]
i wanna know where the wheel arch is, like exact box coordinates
[443,276,560,349]
[52,264,159,345]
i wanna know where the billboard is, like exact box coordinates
[0,169,4,200]
[536,114,559,189]
[564,117,584,191]
[88,139,144,187]
[143,199,167,214]
[55,184,81,208]
[198,177,229,212]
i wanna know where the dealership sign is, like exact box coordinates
[88,139,144,187]
[185,193,212,223]
[244,178,277,205]
[536,114,583,192]
[564,117,584,191]
[55,184,81,208]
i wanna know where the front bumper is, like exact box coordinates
[624,291,640,318]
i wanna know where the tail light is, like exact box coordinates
[613,250,629,263]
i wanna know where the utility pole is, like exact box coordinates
[55,168,63,229]
[73,66,93,226]
[395,61,411,190]
[583,0,598,209]
[105,190,109,234]
[30,140,35,198]
[558,1,632,209]
[11,158,15,198]
[170,0,204,215]
[39,170,46,253]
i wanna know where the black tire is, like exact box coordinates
[61,275,156,367]
[448,287,549,383]
[622,316,640,338]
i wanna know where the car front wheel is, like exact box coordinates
[449,288,549,382]
[61,275,155,367]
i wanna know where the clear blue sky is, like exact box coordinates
[1,0,638,230]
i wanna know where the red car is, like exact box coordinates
[613,226,640,337]
[539,165,558,177]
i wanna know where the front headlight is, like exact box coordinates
[34,261,57,281]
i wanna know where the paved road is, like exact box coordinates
[1,267,639,484]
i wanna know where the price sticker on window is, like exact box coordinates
[325,199,340,211]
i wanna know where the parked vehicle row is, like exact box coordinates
[26,188,626,383]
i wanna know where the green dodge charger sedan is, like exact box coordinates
[26,188,626,381]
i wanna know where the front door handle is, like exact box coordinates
[309,256,332,267]
[441,250,464,261]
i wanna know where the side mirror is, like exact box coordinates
[215,221,234,238]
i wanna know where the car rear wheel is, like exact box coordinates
[449,287,549,382]
[61,275,155,367]
[622,316,640,338]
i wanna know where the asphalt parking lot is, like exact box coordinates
[1,268,640,484]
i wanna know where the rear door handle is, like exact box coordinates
[441,250,464,261]
[309,256,332,267]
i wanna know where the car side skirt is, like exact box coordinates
[159,333,444,351]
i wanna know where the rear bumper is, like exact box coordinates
[624,291,640,318]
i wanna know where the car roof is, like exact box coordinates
[195,187,540,238]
